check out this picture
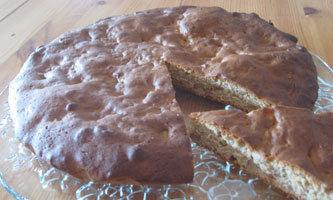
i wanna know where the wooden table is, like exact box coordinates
[0,0,332,199]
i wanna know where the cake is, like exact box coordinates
[188,106,333,199]
[8,6,318,185]
[8,42,194,184]
[163,7,318,111]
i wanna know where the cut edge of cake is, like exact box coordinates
[166,61,270,112]
[188,109,333,200]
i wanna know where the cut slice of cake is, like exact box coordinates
[188,106,333,199]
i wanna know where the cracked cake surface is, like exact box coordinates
[8,6,318,184]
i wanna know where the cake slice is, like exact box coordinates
[188,106,333,199]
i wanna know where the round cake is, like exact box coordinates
[8,6,318,184]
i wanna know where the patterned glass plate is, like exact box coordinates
[0,52,332,200]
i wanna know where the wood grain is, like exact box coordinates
[0,0,332,199]
[0,0,28,22]
[0,185,12,200]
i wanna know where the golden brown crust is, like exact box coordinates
[9,6,319,184]
[9,44,194,184]
[188,117,297,199]
[8,8,196,184]
[190,106,333,188]
[164,7,318,110]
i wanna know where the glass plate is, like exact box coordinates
[0,52,332,200]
